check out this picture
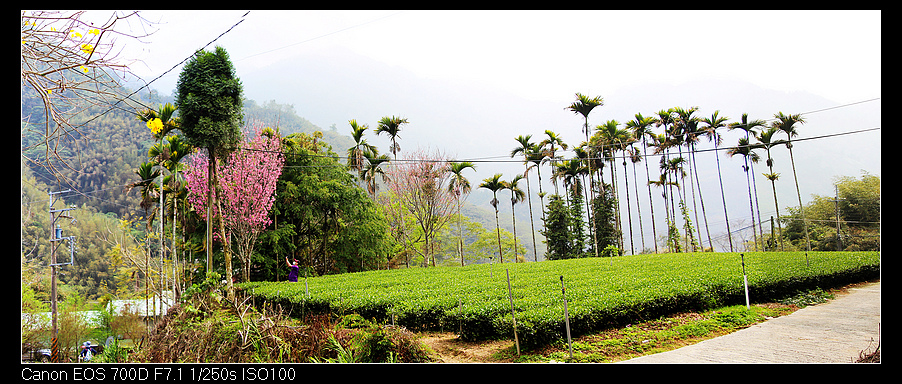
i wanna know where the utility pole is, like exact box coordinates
[48,190,76,363]
[833,185,844,251]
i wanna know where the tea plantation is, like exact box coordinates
[238,251,879,350]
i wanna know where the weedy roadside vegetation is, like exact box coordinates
[133,272,435,363]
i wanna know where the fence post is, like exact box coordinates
[506,269,520,356]
[561,275,572,359]
[458,299,462,335]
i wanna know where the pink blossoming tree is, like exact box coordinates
[381,148,457,267]
[184,124,284,282]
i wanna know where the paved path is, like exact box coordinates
[619,281,881,364]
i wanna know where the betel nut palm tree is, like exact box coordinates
[701,110,733,252]
[480,173,507,263]
[594,119,630,251]
[447,161,476,266]
[673,106,711,251]
[727,114,766,251]
[375,115,408,161]
[567,93,604,257]
[554,158,587,256]
[754,125,787,251]
[504,175,527,262]
[773,112,811,259]
[540,130,568,196]
[510,135,541,261]
[134,102,184,312]
[347,119,378,176]
[361,153,391,199]
[133,102,182,230]
[626,113,659,253]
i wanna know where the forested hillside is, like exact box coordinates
[22,87,353,219]
[21,85,362,301]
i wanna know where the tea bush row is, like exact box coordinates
[238,251,879,350]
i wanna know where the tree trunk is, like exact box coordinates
[215,171,235,302]
[644,143,658,254]
[458,197,465,266]
[690,146,713,251]
[511,200,519,262]
[494,204,503,263]
[788,144,811,254]
[525,165,538,262]
[715,141,733,252]
[206,151,214,272]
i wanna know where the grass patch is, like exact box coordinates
[516,300,802,363]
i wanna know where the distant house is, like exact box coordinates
[106,291,175,330]
[21,310,102,328]
[21,291,176,333]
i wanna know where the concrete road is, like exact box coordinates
[619,281,881,363]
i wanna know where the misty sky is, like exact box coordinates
[105,9,880,252]
[121,10,882,168]
[126,10,880,105]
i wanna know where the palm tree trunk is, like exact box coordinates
[643,142,659,253]
[206,151,214,272]
[524,166,538,262]
[690,146,713,251]
[609,157,623,250]
[510,200,519,262]
[743,160,759,251]
[582,174,594,254]
[766,157,784,251]
[631,157,646,253]
[715,140,734,252]
[660,153,675,252]
[664,154,677,232]
[536,165,547,229]
[621,158,634,255]
[769,178,783,250]
[158,162,164,317]
[788,144,811,257]
[215,183,235,302]
[685,146,700,251]
[172,198,177,302]
[674,146,694,252]
[750,160,765,245]
[584,121,600,259]
[494,205,503,263]
[458,196,464,266]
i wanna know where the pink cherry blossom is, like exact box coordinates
[184,123,284,280]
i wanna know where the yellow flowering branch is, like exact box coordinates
[147,118,164,135]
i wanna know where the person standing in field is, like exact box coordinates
[285,257,299,282]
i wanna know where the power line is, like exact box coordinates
[78,11,250,126]
[235,11,403,62]
[227,124,880,166]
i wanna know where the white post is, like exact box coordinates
[741,254,750,309]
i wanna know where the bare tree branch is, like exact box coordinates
[21,10,157,187]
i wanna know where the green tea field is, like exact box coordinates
[238,251,879,350]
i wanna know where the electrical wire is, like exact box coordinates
[235,11,403,62]
[238,97,881,165]
[229,123,881,165]
[77,11,251,126]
